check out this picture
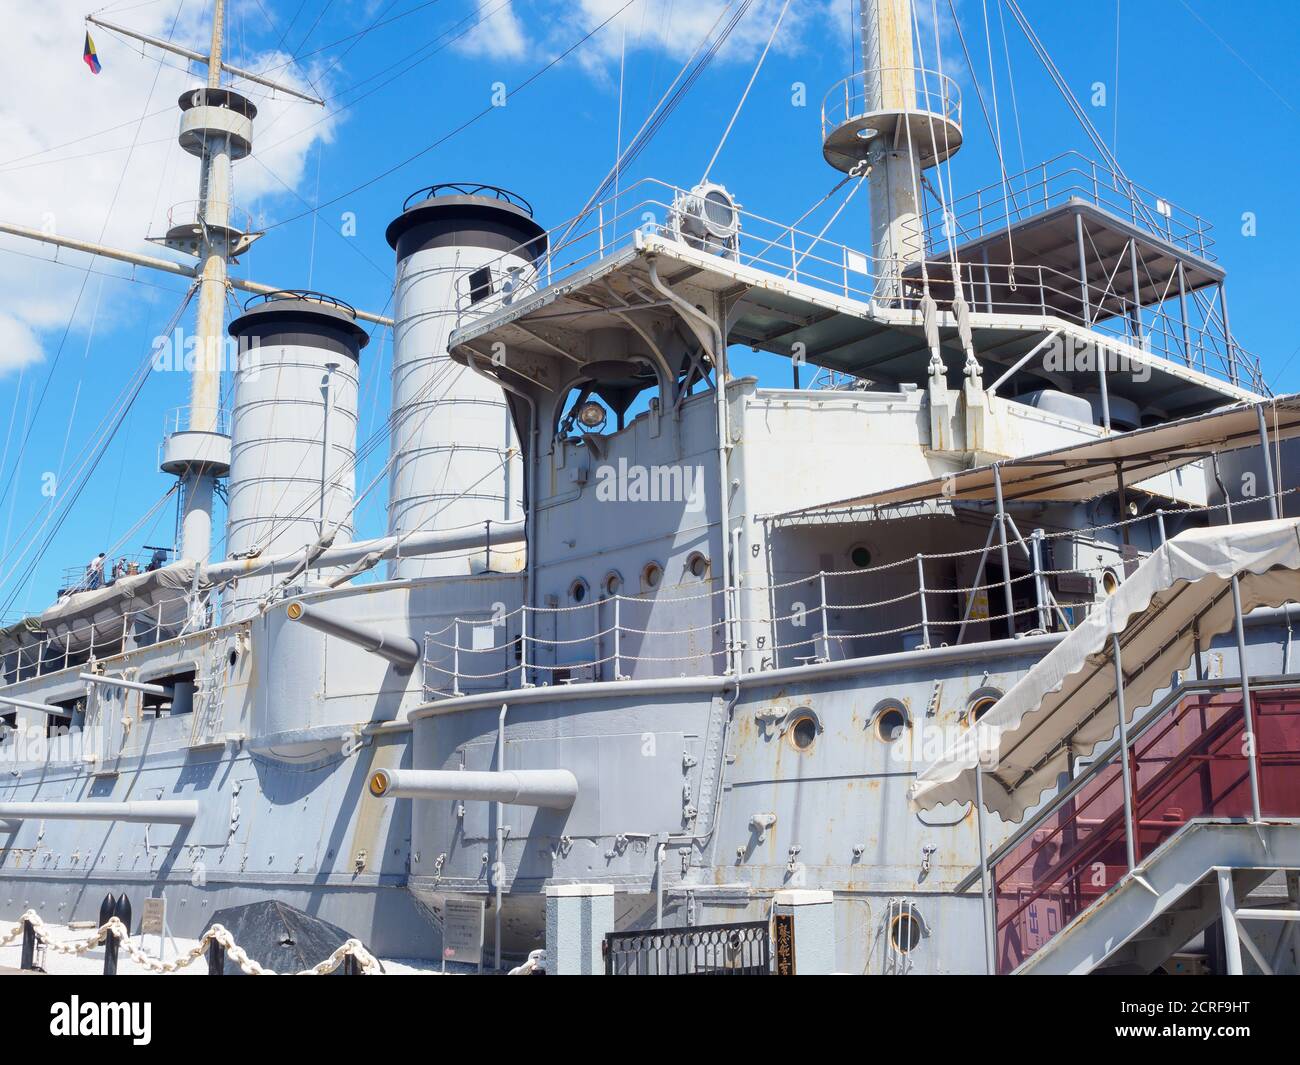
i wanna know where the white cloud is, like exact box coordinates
[0,316,44,375]
[0,0,339,377]
[573,0,816,64]
[457,0,531,60]
[453,0,831,74]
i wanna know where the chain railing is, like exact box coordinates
[420,494,1292,697]
[0,910,383,975]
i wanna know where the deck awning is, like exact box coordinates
[775,395,1300,520]
[908,517,1300,822]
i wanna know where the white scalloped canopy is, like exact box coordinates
[909,518,1300,822]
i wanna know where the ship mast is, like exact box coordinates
[180,0,234,566]
[860,0,921,294]
[822,0,962,299]
[0,6,376,571]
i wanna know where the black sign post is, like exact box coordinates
[773,912,796,976]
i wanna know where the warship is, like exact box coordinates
[0,0,1298,976]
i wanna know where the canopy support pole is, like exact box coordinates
[955,522,998,645]
[1257,403,1280,521]
[993,464,1017,638]
[1215,453,1264,822]
[1005,512,1071,630]
[974,768,995,975]
[1031,529,1049,632]
[1229,574,1264,823]
[916,555,930,648]
[1114,462,1132,548]
[1110,633,1138,871]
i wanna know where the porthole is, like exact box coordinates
[1101,568,1120,596]
[641,561,663,591]
[966,687,1003,726]
[787,710,819,752]
[569,578,589,603]
[873,700,909,742]
[603,571,623,596]
[686,551,710,579]
[849,543,872,569]
[890,911,922,953]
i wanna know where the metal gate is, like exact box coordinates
[603,921,771,975]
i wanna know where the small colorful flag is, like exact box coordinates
[83,31,102,75]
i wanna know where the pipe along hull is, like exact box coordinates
[369,768,578,809]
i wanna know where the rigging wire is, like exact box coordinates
[554,0,753,252]
[0,286,198,615]
[979,0,1016,285]
[0,0,187,531]
[238,0,523,154]
[701,0,792,183]
[260,0,640,233]
[1112,0,1121,159]
[994,0,1027,178]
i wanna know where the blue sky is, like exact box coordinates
[0,0,1296,620]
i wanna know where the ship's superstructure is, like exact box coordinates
[0,1,1297,975]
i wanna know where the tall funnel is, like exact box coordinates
[384,184,546,579]
[225,292,368,616]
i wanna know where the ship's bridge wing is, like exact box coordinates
[908,516,1300,821]
[769,395,1300,524]
[448,229,1258,417]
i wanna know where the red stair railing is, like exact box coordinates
[988,685,1300,974]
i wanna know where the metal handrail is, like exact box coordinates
[163,404,230,437]
[820,66,963,139]
[921,151,1215,261]
[242,289,359,318]
[979,678,1300,972]
[959,674,1300,894]
[447,173,1261,395]
[402,182,535,216]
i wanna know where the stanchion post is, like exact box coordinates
[20,918,36,971]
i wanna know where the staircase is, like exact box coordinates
[981,681,1300,974]
[1016,819,1300,974]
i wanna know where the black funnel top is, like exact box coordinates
[228,291,369,360]
[385,183,547,263]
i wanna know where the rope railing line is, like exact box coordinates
[0,910,383,975]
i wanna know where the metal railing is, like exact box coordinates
[921,151,1215,261]
[58,550,172,595]
[163,404,230,437]
[821,66,962,139]
[451,172,1260,396]
[897,250,1264,392]
[0,584,219,689]
[603,921,770,975]
[452,177,893,325]
[419,494,1292,698]
[988,680,1300,974]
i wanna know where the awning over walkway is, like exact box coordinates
[776,395,1300,519]
[909,517,1300,822]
